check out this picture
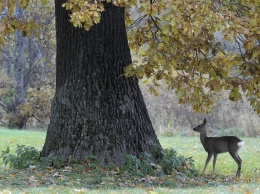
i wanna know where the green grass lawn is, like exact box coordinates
[0,128,259,193]
[0,127,46,150]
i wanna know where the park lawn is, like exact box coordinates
[0,128,46,151]
[0,128,260,193]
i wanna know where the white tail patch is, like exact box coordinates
[237,141,244,147]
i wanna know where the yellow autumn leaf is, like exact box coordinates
[9,174,16,178]
[219,51,225,58]
[245,42,251,50]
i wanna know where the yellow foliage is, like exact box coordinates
[1,0,259,114]
[18,86,55,124]
[62,0,105,30]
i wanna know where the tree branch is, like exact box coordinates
[126,14,148,30]
[0,101,8,112]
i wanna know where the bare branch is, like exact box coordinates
[126,14,148,30]
[0,101,8,112]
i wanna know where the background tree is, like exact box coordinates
[0,0,55,128]
[0,0,259,164]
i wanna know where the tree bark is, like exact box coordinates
[41,1,160,165]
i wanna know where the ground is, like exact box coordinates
[0,128,259,193]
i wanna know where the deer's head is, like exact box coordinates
[193,118,207,133]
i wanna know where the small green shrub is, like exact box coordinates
[122,153,159,177]
[151,145,165,160]
[0,145,40,169]
[82,155,98,166]
[122,146,198,178]
[52,156,64,168]
[40,155,66,168]
[154,147,198,176]
[138,153,158,175]
[122,154,141,172]
[159,149,180,174]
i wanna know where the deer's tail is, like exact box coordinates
[237,141,244,150]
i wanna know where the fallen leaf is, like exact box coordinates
[9,174,16,178]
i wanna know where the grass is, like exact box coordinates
[0,128,46,151]
[0,128,260,193]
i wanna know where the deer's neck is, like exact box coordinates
[200,129,208,145]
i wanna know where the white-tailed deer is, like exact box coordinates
[193,118,244,178]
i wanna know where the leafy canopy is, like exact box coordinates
[1,0,259,114]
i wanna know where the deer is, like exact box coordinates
[193,118,244,178]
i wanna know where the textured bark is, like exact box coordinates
[41,1,160,165]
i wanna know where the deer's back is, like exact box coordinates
[204,136,242,154]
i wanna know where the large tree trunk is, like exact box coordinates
[41,1,160,165]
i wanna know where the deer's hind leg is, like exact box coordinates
[229,151,242,178]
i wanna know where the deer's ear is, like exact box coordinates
[203,118,207,124]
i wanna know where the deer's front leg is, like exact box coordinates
[203,152,213,174]
[213,153,218,173]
